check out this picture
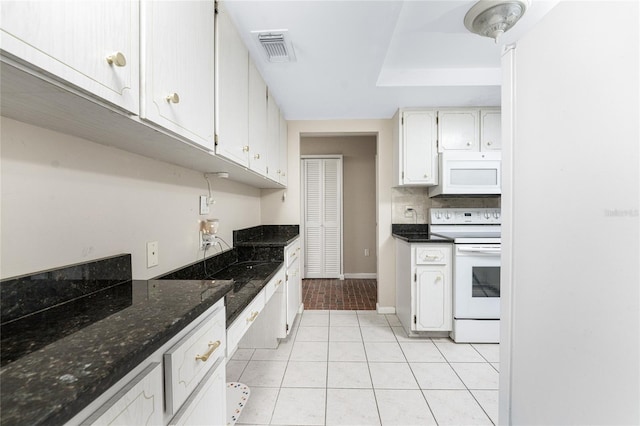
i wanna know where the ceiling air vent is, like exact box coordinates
[253,30,296,63]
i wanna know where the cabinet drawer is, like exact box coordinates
[84,362,163,426]
[168,358,226,426]
[265,266,286,302]
[226,290,266,356]
[164,305,226,415]
[415,246,451,265]
[285,239,301,269]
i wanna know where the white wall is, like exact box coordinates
[0,117,262,280]
[262,119,395,311]
[501,1,639,424]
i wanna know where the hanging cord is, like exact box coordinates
[203,243,209,276]
[214,235,232,250]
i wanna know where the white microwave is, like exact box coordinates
[429,152,501,197]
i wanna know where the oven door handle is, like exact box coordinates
[457,246,501,254]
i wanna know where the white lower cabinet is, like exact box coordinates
[73,299,226,426]
[284,238,301,337]
[84,362,164,426]
[415,266,450,331]
[233,238,301,350]
[396,239,452,334]
[168,358,226,426]
[227,289,266,356]
[164,306,226,415]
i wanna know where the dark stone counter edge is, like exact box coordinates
[392,234,454,243]
[234,234,299,247]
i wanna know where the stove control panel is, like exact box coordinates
[429,208,501,225]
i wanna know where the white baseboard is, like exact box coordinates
[376,304,396,314]
[343,273,377,279]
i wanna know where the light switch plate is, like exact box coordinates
[147,241,159,268]
[199,195,210,215]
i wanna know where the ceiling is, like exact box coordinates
[223,0,559,120]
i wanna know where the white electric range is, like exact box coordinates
[429,208,501,343]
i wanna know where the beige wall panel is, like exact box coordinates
[1,117,261,279]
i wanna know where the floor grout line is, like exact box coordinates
[234,309,499,426]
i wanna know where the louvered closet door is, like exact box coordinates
[303,158,342,278]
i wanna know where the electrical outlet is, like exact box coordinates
[147,241,159,268]
[364,248,370,257]
[404,206,415,217]
[199,195,210,215]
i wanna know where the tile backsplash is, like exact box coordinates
[392,187,501,223]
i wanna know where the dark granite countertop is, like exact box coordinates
[0,278,234,426]
[0,225,301,425]
[392,224,454,243]
[233,224,300,247]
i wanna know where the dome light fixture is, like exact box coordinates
[464,0,530,42]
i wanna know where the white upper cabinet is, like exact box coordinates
[438,108,501,152]
[480,108,502,151]
[0,0,139,114]
[266,91,280,181]
[393,109,438,186]
[140,0,215,151]
[437,109,480,152]
[278,112,288,186]
[215,2,249,167]
[248,59,268,175]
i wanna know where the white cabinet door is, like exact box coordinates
[286,256,301,334]
[168,358,226,426]
[0,0,139,114]
[141,0,215,151]
[84,363,163,426]
[438,110,480,152]
[164,306,226,415]
[480,108,501,151]
[215,2,249,167]
[248,59,268,175]
[415,266,452,331]
[278,112,289,186]
[266,91,280,181]
[402,110,438,185]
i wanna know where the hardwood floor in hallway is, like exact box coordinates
[302,278,377,310]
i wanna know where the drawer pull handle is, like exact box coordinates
[195,340,221,362]
[290,252,296,258]
[276,279,283,287]
[246,311,259,323]
[423,255,439,261]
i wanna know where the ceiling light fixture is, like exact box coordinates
[464,0,530,42]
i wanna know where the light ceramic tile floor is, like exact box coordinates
[228,310,499,425]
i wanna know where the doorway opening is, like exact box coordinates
[300,134,377,310]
